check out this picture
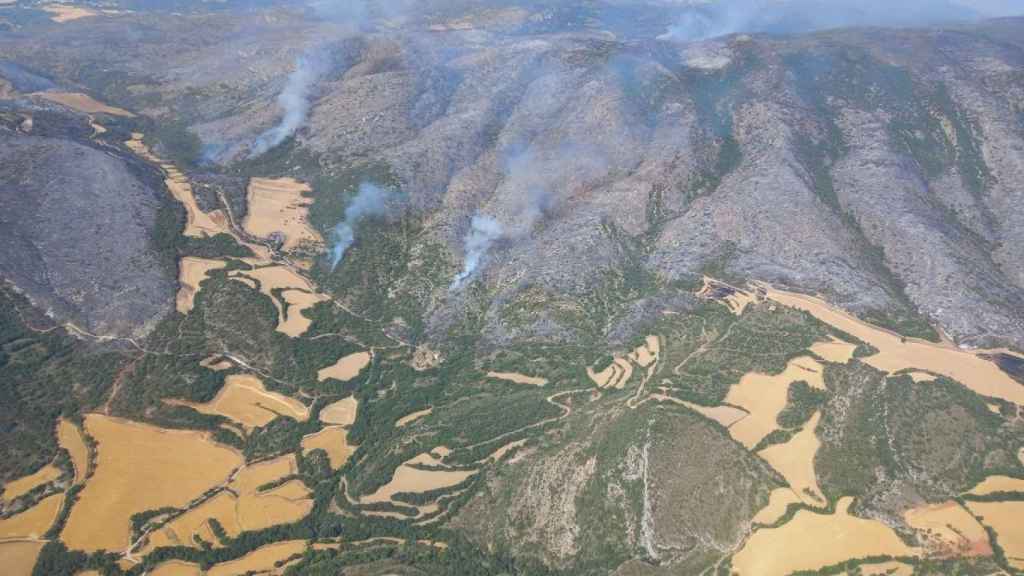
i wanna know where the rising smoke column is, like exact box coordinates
[330,182,395,270]
[451,215,504,289]
[250,47,331,158]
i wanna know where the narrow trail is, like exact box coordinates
[460,388,590,452]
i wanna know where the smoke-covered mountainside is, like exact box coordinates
[1,1,1023,575]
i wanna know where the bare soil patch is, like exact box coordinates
[61,415,242,552]
[318,352,371,382]
[396,407,432,427]
[176,257,226,314]
[40,4,98,21]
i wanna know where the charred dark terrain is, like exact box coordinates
[1,1,1023,575]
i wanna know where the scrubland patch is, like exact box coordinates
[964,501,1024,570]
[319,397,358,426]
[61,415,242,552]
[0,541,45,576]
[243,178,322,252]
[763,285,1024,405]
[34,91,130,115]
[733,497,917,575]
[318,352,371,382]
[176,257,226,314]
[206,539,307,576]
[178,374,308,430]
[1,464,61,502]
[301,426,353,468]
[0,493,62,539]
[904,501,991,557]
[57,419,89,484]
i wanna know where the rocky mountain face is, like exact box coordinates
[2,4,1023,350]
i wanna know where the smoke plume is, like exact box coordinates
[451,215,505,289]
[330,182,396,269]
[249,47,331,158]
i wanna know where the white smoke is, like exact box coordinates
[330,182,396,269]
[249,47,331,158]
[451,215,505,289]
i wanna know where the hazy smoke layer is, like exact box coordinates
[250,47,331,158]
[657,0,1012,42]
[330,182,395,269]
[451,215,505,289]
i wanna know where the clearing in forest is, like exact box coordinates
[243,178,322,252]
[61,414,242,552]
[178,374,309,430]
[487,372,548,386]
[733,497,918,576]
[318,351,371,382]
[395,407,432,427]
[176,257,226,314]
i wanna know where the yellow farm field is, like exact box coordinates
[176,257,226,314]
[487,372,548,386]
[207,539,308,576]
[143,492,239,552]
[726,356,825,449]
[319,397,358,426]
[231,266,326,337]
[34,91,130,115]
[361,451,475,506]
[244,178,322,252]
[762,285,1024,405]
[757,411,826,506]
[0,493,63,539]
[236,480,312,532]
[57,419,89,484]
[149,560,202,576]
[968,475,1024,496]
[125,134,230,238]
[1,464,61,502]
[0,541,45,576]
[181,375,308,430]
[318,352,371,382]
[809,337,857,364]
[751,488,801,526]
[61,415,242,552]
[965,501,1024,570]
[302,426,353,468]
[904,501,991,557]
[733,497,917,576]
[230,455,296,495]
